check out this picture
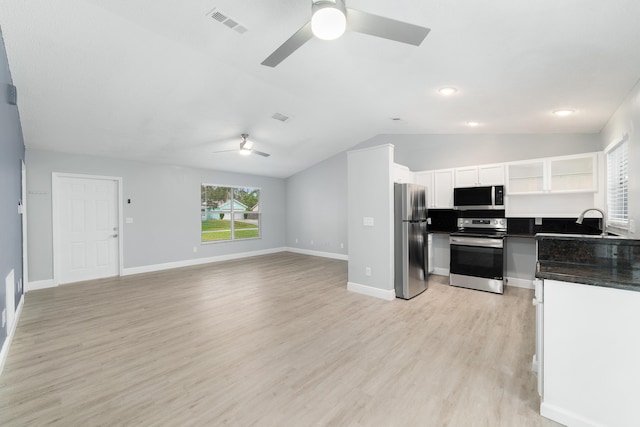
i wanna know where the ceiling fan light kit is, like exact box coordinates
[311,0,347,40]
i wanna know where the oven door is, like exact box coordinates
[449,236,504,280]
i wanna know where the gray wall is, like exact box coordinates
[600,78,640,238]
[0,29,25,348]
[285,152,347,255]
[356,133,602,171]
[347,144,394,291]
[26,149,286,282]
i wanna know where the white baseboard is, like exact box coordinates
[25,279,57,292]
[540,401,601,427]
[0,295,24,376]
[432,267,449,276]
[347,281,395,301]
[122,247,288,276]
[531,354,539,374]
[506,277,535,289]
[285,247,348,261]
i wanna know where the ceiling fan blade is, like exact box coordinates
[211,149,238,154]
[261,21,313,67]
[251,150,271,157]
[346,8,430,46]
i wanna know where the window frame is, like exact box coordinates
[604,135,629,232]
[200,183,262,243]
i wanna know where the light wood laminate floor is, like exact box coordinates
[0,253,560,426]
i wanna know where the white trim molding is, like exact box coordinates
[123,247,288,276]
[25,279,58,292]
[0,295,24,376]
[432,267,449,276]
[347,282,396,301]
[540,402,601,427]
[285,247,348,261]
[505,277,535,290]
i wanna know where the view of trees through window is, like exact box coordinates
[201,184,260,242]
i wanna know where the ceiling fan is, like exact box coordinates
[212,134,271,157]
[261,0,430,67]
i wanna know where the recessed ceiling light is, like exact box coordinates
[467,121,480,127]
[553,109,575,117]
[438,87,458,96]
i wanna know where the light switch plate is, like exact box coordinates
[125,217,134,224]
[363,217,374,226]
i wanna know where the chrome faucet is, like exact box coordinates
[576,208,608,236]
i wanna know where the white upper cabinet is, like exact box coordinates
[392,163,414,184]
[506,153,597,195]
[548,154,597,192]
[506,160,546,194]
[455,164,505,187]
[415,170,434,208]
[415,168,454,208]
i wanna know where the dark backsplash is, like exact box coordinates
[507,217,603,236]
[428,209,458,232]
[428,211,604,236]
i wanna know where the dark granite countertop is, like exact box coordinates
[536,261,640,292]
[535,233,640,293]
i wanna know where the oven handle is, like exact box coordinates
[449,236,504,248]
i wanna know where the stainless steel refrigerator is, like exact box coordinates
[394,183,429,299]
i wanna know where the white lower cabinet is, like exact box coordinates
[541,279,640,427]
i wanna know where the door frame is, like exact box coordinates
[52,172,124,285]
[21,160,28,291]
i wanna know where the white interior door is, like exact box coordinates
[56,175,120,284]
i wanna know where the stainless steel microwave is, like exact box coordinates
[453,185,504,210]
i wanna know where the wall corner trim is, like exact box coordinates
[284,247,348,261]
[347,281,395,301]
[0,295,24,377]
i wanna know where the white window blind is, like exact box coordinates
[606,137,628,227]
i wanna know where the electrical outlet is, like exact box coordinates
[340,242,344,249]
[193,246,198,253]
[295,238,298,244]
[310,240,314,245]
[365,267,371,276]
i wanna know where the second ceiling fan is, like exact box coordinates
[261,0,430,67]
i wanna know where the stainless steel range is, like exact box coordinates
[449,217,507,294]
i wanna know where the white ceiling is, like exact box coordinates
[1,0,640,178]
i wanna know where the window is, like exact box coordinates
[201,184,261,242]
[606,136,629,229]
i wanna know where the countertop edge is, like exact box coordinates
[535,271,640,293]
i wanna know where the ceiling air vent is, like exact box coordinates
[211,11,227,23]
[205,8,248,34]
[223,19,238,29]
[272,112,289,122]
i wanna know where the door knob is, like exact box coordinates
[112,234,118,238]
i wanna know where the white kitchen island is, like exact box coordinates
[536,234,640,427]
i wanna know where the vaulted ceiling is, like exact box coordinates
[2,0,640,178]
